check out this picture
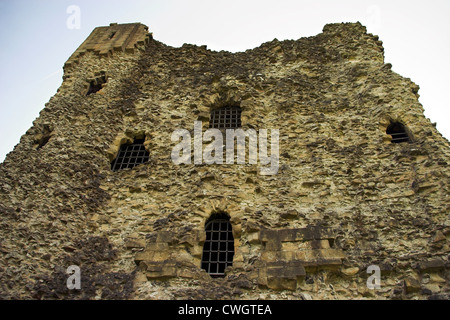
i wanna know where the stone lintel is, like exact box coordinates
[260,226,335,243]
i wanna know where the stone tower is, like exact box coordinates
[0,22,448,300]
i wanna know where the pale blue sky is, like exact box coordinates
[1,0,449,162]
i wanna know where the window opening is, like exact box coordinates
[111,138,149,171]
[209,106,242,129]
[386,122,410,143]
[37,136,51,150]
[87,75,107,96]
[34,126,52,150]
[201,213,235,277]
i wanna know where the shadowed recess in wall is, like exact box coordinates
[201,212,235,277]
[111,138,149,171]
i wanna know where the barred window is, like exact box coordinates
[387,122,410,143]
[201,214,235,277]
[111,138,149,171]
[209,106,242,129]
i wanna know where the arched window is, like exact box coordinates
[386,122,410,143]
[209,106,242,129]
[111,138,149,171]
[201,213,235,277]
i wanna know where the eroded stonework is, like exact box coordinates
[0,22,449,300]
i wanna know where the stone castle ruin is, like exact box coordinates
[0,22,448,300]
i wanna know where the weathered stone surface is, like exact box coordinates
[0,21,449,300]
[341,267,360,276]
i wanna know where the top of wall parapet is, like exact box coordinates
[63,21,384,73]
[322,21,368,34]
[64,22,152,71]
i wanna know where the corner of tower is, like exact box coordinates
[63,22,152,73]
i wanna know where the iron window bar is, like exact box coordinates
[386,122,410,144]
[209,107,242,129]
[110,139,149,171]
[201,219,235,277]
[389,132,410,143]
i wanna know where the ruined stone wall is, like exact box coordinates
[0,22,448,300]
